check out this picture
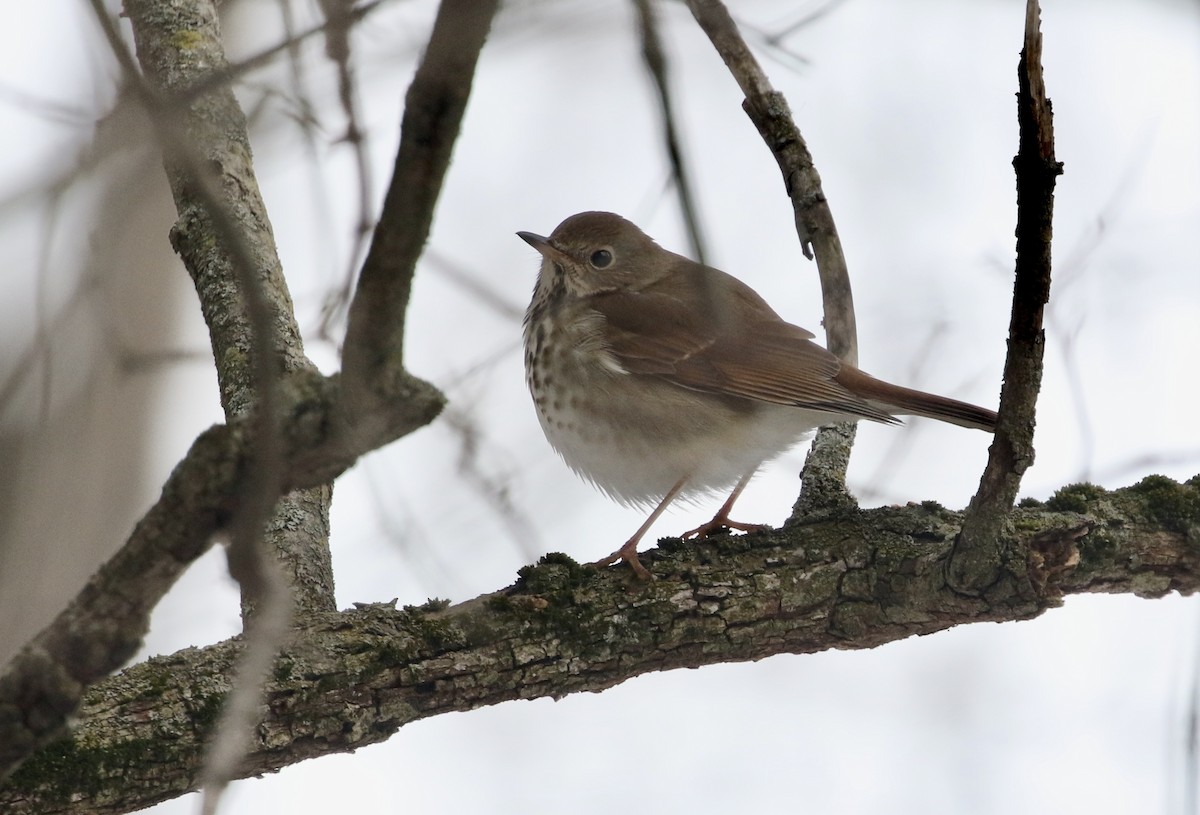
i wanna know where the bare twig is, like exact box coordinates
[424,247,525,321]
[173,1,386,110]
[950,0,1063,596]
[682,0,859,511]
[274,0,345,343]
[341,0,500,414]
[684,0,855,359]
[633,0,709,264]
[199,547,291,815]
[315,0,377,342]
[442,405,542,563]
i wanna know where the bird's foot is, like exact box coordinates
[593,539,653,581]
[681,515,766,540]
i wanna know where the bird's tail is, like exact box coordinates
[835,365,997,432]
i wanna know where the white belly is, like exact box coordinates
[527,343,829,507]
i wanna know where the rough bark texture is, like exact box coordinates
[0,0,461,782]
[123,0,336,619]
[951,0,1063,596]
[2,476,1197,815]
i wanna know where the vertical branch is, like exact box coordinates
[91,0,298,615]
[117,0,336,618]
[949,0,1063,596]
[340,0,498,419]
[0,0,459,782]
[316,0,377,335]
[108,0,338,804]
[682,0,859,511]
[633,0,709,265]
[683,0,855,364]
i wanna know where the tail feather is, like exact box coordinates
[835,365,997,432]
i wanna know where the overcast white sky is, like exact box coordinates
[2,1,1200,813]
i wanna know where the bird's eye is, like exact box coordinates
[589,249,613,269]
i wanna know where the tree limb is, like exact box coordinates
[951,0,1063,596]
[340,0,499,419]
[0,0,476,779]
[683,0,855,363]
[3,476,1196,814]
[101,0,334,624]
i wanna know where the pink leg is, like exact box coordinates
[593,476,689,580]
[681,468,765,540]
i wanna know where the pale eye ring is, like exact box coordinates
[589,249,613,269]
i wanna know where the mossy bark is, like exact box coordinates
[2,476,1196,815]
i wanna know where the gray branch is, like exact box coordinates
[683,0,861,509]
[2,476,1196,814]
[0,0,488,782]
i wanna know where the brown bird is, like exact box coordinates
[519,211,996,578]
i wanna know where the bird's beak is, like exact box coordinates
[517,231,573,265]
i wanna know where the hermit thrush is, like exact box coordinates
[519,211,996,578]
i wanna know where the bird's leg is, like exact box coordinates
[681,468,765,539]
[594,476,689,580]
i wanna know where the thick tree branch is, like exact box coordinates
[101,0,336,624]
[0,345,445,778]
[3,476,1196,815]
[120,0,310,417]
[0,0,475,776]
[951,0,1063,596]
[114,4,326,790]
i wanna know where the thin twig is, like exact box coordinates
[341,0,499,414]
[682,0,859,511]
[199,549,291,815]
[633,0,709,265]
[315,0,377,342]
[684,0,855,360]
[171,1,386,109]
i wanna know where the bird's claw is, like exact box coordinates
[593,541,654,581]
[681,516,765,540]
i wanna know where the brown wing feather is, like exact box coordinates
[590,270,898,423]
[588,289,707,376]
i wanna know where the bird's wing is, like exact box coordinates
[590,285,897,423]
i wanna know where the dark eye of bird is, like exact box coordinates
[589,249,613,269]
